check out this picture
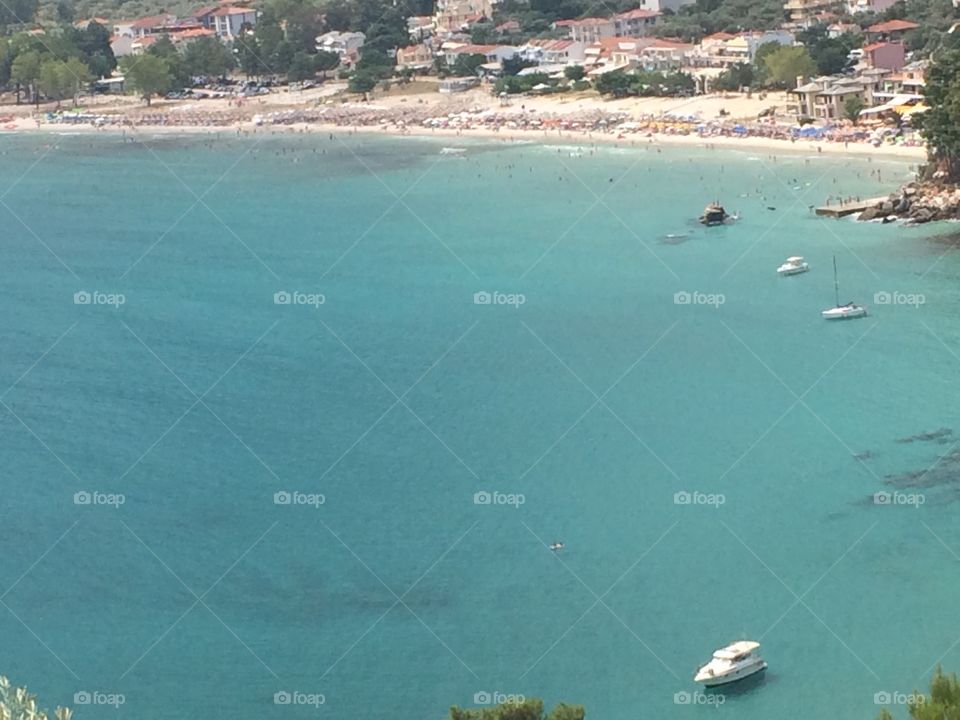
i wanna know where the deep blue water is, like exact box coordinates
[1,131,959,719]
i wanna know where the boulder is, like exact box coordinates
[858,206,881,222]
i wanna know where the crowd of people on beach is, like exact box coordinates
[35,99,923,150]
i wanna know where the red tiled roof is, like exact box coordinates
[212,6,255,15]
[615,9,659,20]
[703,31,735,40]
[130,13,174,28]
[867,19,919,32]
[571,17,614,27]
[171,27,215,38]
[863,40,900,52]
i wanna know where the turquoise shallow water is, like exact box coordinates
[1,132,959,719]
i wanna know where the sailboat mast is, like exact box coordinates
[833,255,840,307]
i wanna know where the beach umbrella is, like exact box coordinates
[732,124,747,134]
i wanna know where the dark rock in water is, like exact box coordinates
[853,450,874,461]
[895,427,952,444]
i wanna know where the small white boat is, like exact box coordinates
[694,641,767,687]
[777,256,809,276]
[822,255,867,320]
[822,302,868,320]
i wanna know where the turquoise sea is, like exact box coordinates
[2,131,959,720]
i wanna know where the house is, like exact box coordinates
[316,31,366,66]
[566,18,616,44]
[443,43,518,67]
[496,20,520,33]
[74,17,110,29]
[691,29,794,68]
[632,0,695,10]
[783,0,841,28]
[521,39,586,65]
[613,9,659,38]
[863,40,906,71]
[789,76,869,119]
[407,16,434,41]
[640,38,695,69]
[396,43,434,71]
[434,0,495,33]
[170,27,217,43]
[127,14,179,38]
[210,6,257,38]
[865,19,919,41]
[847,0,897,12]
[110,35,135,57]
[827,22,860,38]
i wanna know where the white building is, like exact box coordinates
[633,0,695,10]
[211,7,257,39]
[316,31,367,65]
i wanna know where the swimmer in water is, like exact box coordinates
[549,542,564,552]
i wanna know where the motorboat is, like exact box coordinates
[822,255,867,320]
[777,256,809,276]
[699,203,730,226]
[694,641,767,687]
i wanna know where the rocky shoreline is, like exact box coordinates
[859,181,960,224]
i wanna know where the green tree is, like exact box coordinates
[447,698,584,720]
[287,51,317,82]
[452,52,486,77]
[183,36,235,77]
[0,0,38,28]
[843,95,865,123]
[348,68,379,94]
[63,56,92,106]
[875,665,960,719]
[564,65,585,81]
[10,49,41,106]
[122,55,172,105]
[147,35,189,88]
[715,61,754,90]
[917,48,960,181]
[762,45,817,88]
[38,59,72,107]
[314,49,340,77]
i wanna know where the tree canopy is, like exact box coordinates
[916,48,960,180]
[449,699,585,720]
[121,54,172,105]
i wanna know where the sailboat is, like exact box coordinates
[821,255,867,320]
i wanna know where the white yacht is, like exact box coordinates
[694,641,767,687]
[822,256,867,320]
[822,302,868,320]
[777,256,809,276]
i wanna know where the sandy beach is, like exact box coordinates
[0,80,928,161]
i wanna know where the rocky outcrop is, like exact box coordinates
[857,181,960,224]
